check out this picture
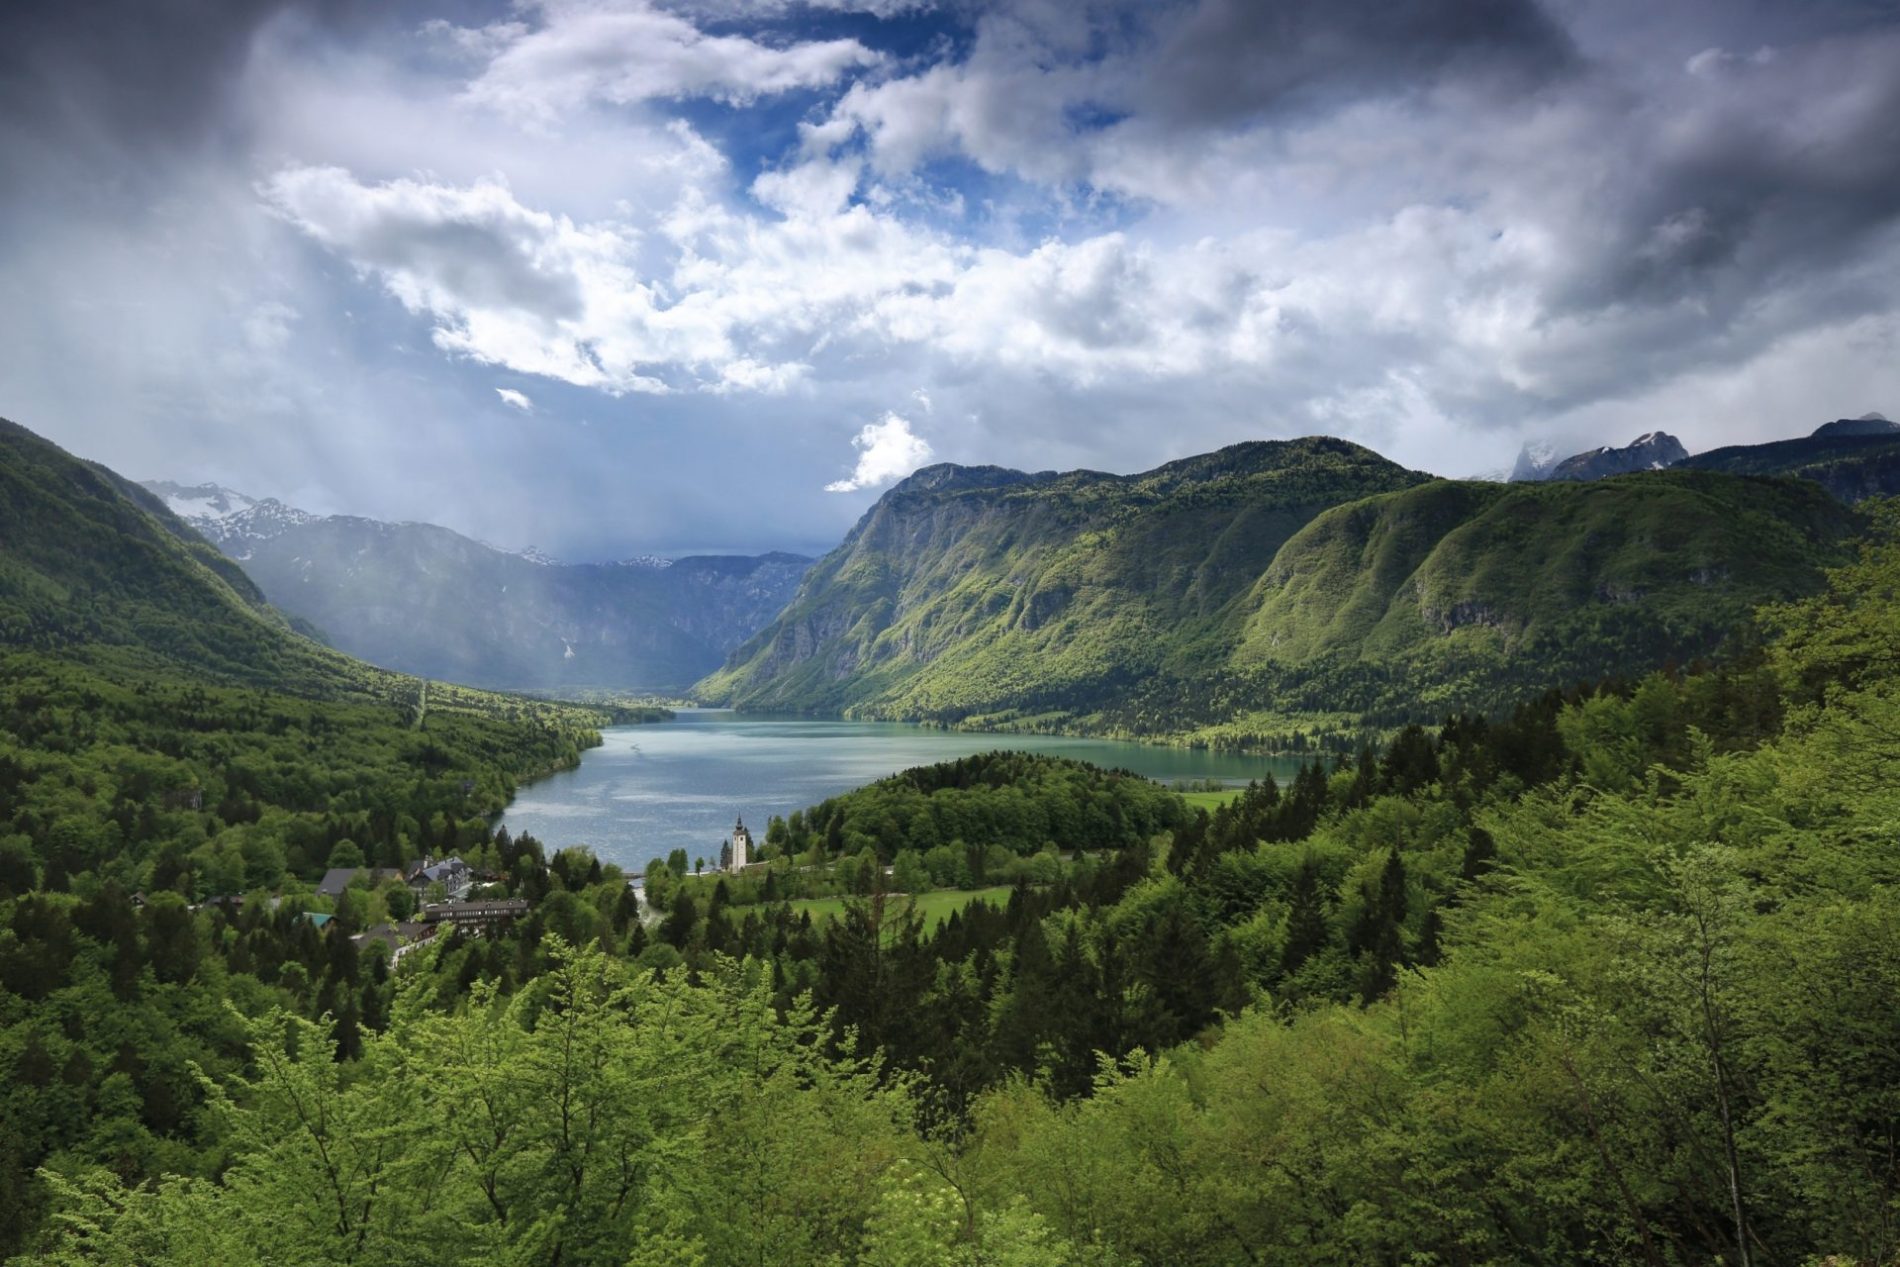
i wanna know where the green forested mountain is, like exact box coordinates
[699,438,1432,723]
[5,411,1900,1264]
[1220,471,1852,711]
[1,418,309,678]
[701,439,1857,741]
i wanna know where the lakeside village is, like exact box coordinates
[167,852,533,970]
[155,792,1109,974]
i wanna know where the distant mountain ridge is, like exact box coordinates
[144,480,811,691]
[699,437,1858,739]
[1546,431,1689,481]
[1676,422,1900,504]
[1509,413,1900,503]
[1809,413,1896,439]
[1509,440,1559,482]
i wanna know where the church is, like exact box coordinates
[718,817,752,873]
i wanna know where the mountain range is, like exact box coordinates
[699,437,1858,741]
[142,481,811,692]
[15,409,1887,743]
[1510,413,1900,499]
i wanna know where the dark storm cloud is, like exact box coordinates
[0,0,409,221]
[1576,33,1900,311]
[1132,0,1576,127]
[0,0,280,149]
[0,0,403,164]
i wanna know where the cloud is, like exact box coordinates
[496,387,535,411]
[820,0,1573,194]
[0,0,308,161]
[262,166,672,392]
[667,0,937,16]
[261,156,975,398]
[1132,0,1574,126]
[825,412,933,491]
[447,0,881,124]
[261,77,1900,463]
[243,301,299,352]
[4,0,1900,562]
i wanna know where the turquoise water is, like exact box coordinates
[498,711,1304,872]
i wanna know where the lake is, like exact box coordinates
[498,710,1306,873]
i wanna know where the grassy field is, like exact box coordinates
[786,886,1014,930]
[1179,788,1248,812]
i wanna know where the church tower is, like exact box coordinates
[728,817,751,871]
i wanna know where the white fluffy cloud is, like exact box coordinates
[447,0,881,123]
[264,166,691,393]
[258,162,1285,399]
[495,387,534,411]
[825,412,933,491]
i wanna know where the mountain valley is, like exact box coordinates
[144,481,811,691]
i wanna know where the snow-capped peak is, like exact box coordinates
[146,481,259,522]
[142,480,315,557]
[615,554,675,569]
[1509,440,1560,481]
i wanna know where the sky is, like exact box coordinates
[2,0,1898,560]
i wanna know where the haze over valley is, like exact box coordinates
[144,479,810,690]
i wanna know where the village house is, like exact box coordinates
[421,898,529,935]
[316,866,407,900]
[407,856,472,898]
[352,920,439,965]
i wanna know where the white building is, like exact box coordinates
[720,817,752,872]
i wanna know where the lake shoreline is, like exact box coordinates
[497,712,1306,874]
[693,703,1369,759]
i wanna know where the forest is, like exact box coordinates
[3,497,1898,1260]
